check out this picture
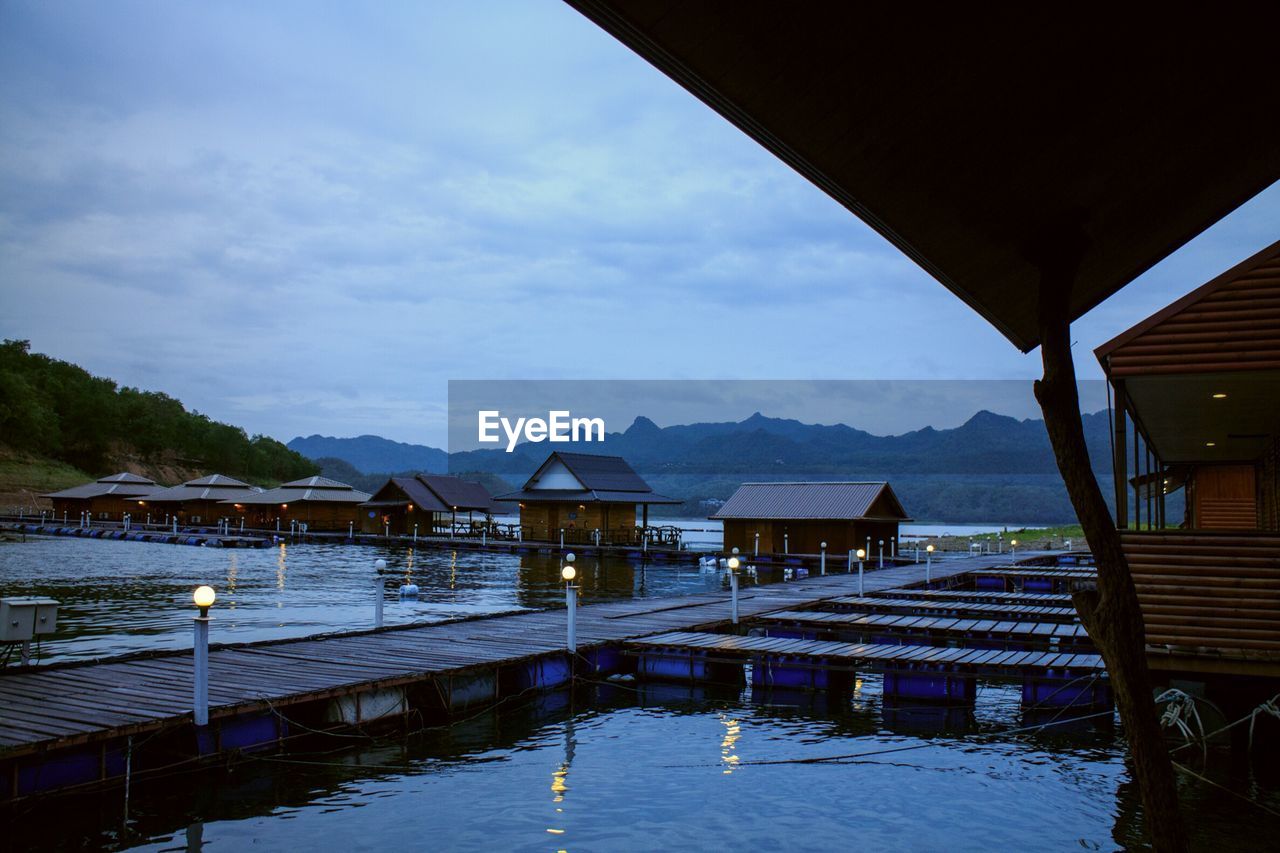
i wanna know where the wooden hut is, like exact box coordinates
[228,476,371,532]
[493,452,679,544]
[1096,239,1280,677]
[134,474,263,526]
[43,472,159,522]
[359,474,494,535]
[712,482,911,555]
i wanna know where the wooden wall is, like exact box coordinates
[518,502,639,542]
[722,519,902,556]
[1193,465,1258,530]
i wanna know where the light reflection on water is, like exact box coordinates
[6,679,1278,851]
[0,537,741,663]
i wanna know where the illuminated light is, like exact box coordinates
[1205,441,1216,447]
[407,503,414,511]
[1011,539,1018,547]
[925,545,934,553]
[856,548,866,559]
[1212,393,1227,399]
[546,829,565,835]
[193,585,216,617]
[281,504,288,510]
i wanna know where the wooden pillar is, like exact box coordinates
[1113,381,1128,529]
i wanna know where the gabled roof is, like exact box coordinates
[1095,238,1280,376]
[493,488,681,505]
[523,452,653,492]
[230,477,371,505]
[43,472,159,500]
[566,4,1280,351]
[139,474,263,504]
[360,475,494,513]
[711,482,911,521]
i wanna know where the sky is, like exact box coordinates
[2,1,1277,448]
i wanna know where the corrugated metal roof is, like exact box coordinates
[417,475,494,511]
[711,482,910,520]
[43,472,159,500]
[494,488,682,505]
[525,452,655,492]
[279,476,355,489]
[232,479,371,505]
[140,474,264,504]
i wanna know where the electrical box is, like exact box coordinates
[0,597,59,642]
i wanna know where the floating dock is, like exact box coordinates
[0,551,1080,799]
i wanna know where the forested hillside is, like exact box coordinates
[0,340,316,485]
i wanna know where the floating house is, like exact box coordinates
[229,476,371,532]
[42,472,160,522]
[712,481,911,555]
[494,452,679,544]
[1096,239,1280,678]
[360,474,495,535]
[134,474,263,526]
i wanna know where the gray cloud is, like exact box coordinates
[1,1,1276,447]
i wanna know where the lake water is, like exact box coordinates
[6,675,1279,850]
[3,536,1279,849]
[0,536,756,663]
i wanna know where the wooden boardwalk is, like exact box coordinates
[874,588,1075,605]
[626,631,1104,673]
[0,552,1048,767]
[820,595,1078,620]
[759,610,1091,644]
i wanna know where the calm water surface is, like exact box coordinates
[7,678,1279,851]
[0,536,743,662]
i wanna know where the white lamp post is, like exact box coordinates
[819,541,827,575]
[856,548,866,595]
[753,531,759,557]
[783,533,789,555]
[926,544,935,583]
[373,558,387,628]
[878,539,884,569]
[1011,539,1018,562]
[562,553,577,652]
[192,585,216,727]
[728,548,741,624]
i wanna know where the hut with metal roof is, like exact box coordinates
[360,474,495,535]
[494,452,679,545]
[43,472,160,522]
[227,476,372,532]
[133,474,263,527]
[712,481,911,556]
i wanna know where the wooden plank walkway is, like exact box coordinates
[875,588,1075,606]
[759,610,1091,642]
[970,567,1097,579]
[822,595,1077,620]
[626,631,1104,673]
[0,552,1044,759]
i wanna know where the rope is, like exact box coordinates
[1156,688,1207,760]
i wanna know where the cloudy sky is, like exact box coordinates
[2,1,1276,448]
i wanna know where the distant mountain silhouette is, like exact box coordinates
[290,410,1125,523]
[287,434,448,475]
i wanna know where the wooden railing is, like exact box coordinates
[1122,531,1280,662]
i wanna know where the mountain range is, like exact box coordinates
[289,410,1127,523]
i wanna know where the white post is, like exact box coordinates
[413,523,418,543]
[847,549,853,574]
[729,569,740,625]
[349,521,354,539]
[560,528,565,549]
[193,616,210,727]
[482,527,487,547]
[927,548,933,583]
[858,554,865,596]
[239,518,244,533]
[915,546,920,564]
[642,529,648,552]
[174,518,179,534]
[275,518,279,533]
[878,539,884,569]
[891,536,897,558]
[753,532,759,557]
[566,584,577,652]
[374,558,386,628]
[819,542,827,575]
[384,522,390,539]
[866,536,871,564]
[783,533,789,555]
